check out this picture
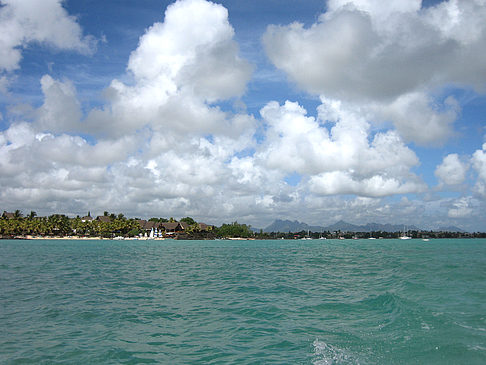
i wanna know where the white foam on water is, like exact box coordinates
[454,321,486,332]
[478,345,486,351]
[468,344,486,352]
[312,338,360,365]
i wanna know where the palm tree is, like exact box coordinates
[48,214,71,236]
[180,217,196,225]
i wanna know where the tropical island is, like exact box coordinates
[1,210,485,240]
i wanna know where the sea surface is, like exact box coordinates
[1,238,485,364]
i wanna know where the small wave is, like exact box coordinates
[468,344,486,352]
[360,292,400,309]
[454,321,486,332]
[312,339,361,365]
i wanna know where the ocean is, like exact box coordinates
[1,238,485,364]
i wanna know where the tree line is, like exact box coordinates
[0,212,252,239]
[0,213,140,238]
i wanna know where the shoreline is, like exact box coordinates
[2,235,485,241]
[24,236,105,240]
[1,235,177,241]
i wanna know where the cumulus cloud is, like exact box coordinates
[263,0,486,144]
[472,142,486,197]
[254,98,423,197]
[308,172,421,197]
[264,0,486,99]
[370,92,459,145]
[0,0,95,73]
[127,0,252,102]
[36,75,82,133]
[84,0,252,139]
[0,0,260,221]
[448,196,473,218]
[0,75,9,93]
[327,0,422,20]
[0,122,139,175]
[435,153,469,186]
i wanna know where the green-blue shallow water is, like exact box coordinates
[1,239,485,364]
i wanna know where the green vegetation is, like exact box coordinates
[148,217,168,222]
[215,221,253,238]
[0,212,140,238]
[180,217,196,225]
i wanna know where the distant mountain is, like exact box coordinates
[437,226,465,233]
[325,220,361,232]
[361,222,419,233]
[324,221,419,233]
[263,219,324,233]
[262,219,467,233]
[263,219,421,233]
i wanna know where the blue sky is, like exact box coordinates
[1,0,486,231]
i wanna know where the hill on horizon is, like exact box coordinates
[262,219,323,233]
[438,225,465,233]
[261,219,464,233]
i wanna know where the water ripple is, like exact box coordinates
[1,238,485,364]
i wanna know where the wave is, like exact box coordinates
[312,338,361,364]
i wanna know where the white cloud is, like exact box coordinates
[255,98,423,197]
[0,122,139,181]
[448,196,473,218]
[327,0,422,20]
[263,10,377,99]
[370,92,459,145]
[472,142,486,197]
[0,0,95,72]
[263,0,486,144]
[308,171,421,197]
[0,75,9,94]
[127,0,251,102]
[264,0,486,99]
[435,153,469,186]
[36,75,82,133]
[84,0,253,139]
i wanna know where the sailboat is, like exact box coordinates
[301,230,312,240]
[399,225,412,240]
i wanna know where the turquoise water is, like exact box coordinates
[1,239,485,364]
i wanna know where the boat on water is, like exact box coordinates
[399,225,412,239]
[301,230,312,240]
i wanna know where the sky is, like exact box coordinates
[0,0,486,231]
